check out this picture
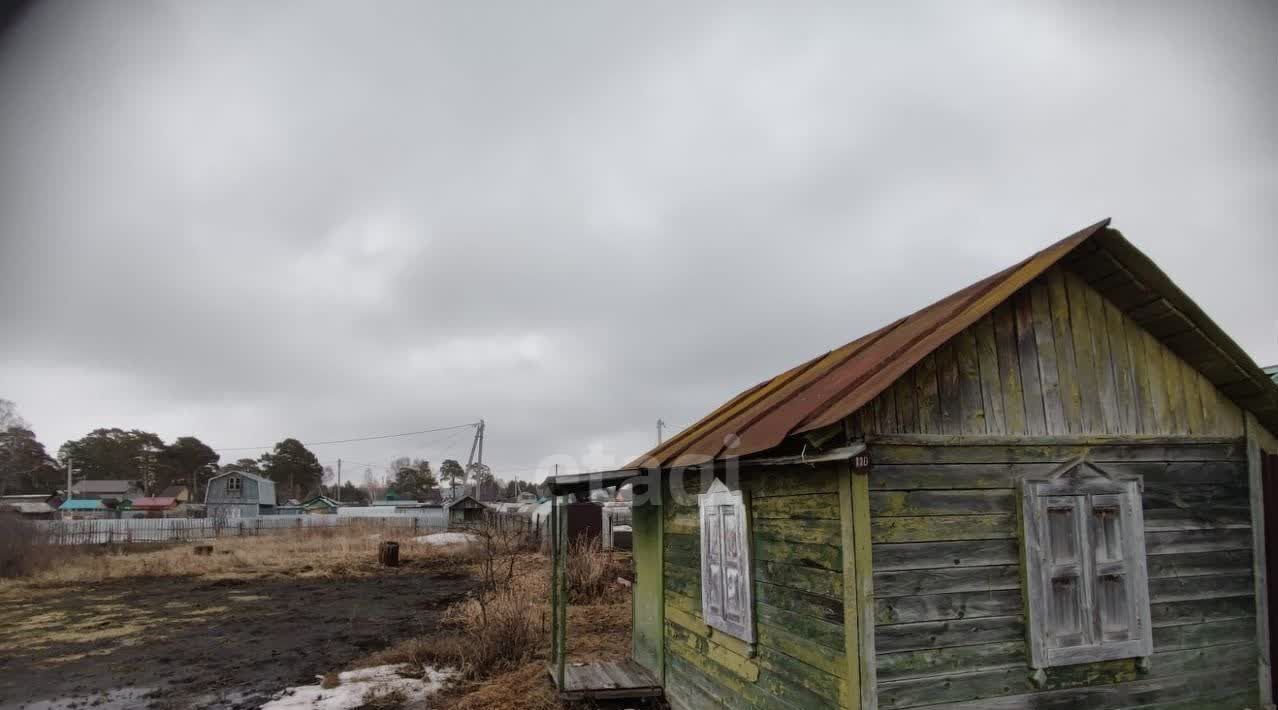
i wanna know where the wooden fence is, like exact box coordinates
[33,514,448,545]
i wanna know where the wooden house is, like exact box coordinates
[545,220,1278,709]
[205,470,277,519]
[444,494,486,523]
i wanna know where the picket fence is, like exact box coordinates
[34,514,448,545]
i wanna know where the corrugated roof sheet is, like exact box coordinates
[60,499,106,510]
[628,219,1278,469]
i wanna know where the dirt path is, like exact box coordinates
[0,568,473,709]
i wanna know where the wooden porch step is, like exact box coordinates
[550,659,664,701]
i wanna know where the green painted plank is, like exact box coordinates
[870,489,1015,517]
[875,589,1022,625]
[871,513,1015,543]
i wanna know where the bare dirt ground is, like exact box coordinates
[0,534,476,710]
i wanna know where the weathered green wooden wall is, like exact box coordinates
[662,466,852,709]
[632,499,665,676]
[850,266,1246,439]
[868,441,1257,709]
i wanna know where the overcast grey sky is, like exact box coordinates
[1,1,1275,481]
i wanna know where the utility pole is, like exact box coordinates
[463,419,485,500]
[336,458,342,503]
[657,418,666,445]
[65,456,74,502]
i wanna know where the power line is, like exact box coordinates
[214,422,479,453]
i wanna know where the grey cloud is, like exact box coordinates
[2,1,1275,479]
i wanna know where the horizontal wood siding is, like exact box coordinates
[870,442,1257,709]
[663,465,848,710]
[853,266,1246,440]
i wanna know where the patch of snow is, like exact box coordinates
[413,532,478,546]
[260,664,454,710]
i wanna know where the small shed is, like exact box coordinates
[59,498,109,520]
[159,485,191,504]
[545,220,1278,709]
[301,495,341,514]
[444,495,485,523]
[0,495,60,520]
[129,496,179,517]
[205,470,276,519]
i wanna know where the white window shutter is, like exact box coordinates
[700,479,755,643]
[1022,461,1151,668]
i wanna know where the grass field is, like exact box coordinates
[0,523,636,710]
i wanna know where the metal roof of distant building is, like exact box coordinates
[60,499,107,510]
[130,497,177,509]
[627,219,1278,469]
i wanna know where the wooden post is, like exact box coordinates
[550,494,568,690]
[1247,413,1273,708]
[839,458,878,710]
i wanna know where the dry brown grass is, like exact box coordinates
[4,525,478,587]
[373,539,635,710]
[567,534,629,604]
[0,517,73,579]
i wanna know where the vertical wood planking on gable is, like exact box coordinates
[954,329,986,435]
[936,342,962,436]
[1013,291,1047,436]
[992,303,1027,435]
[842,265,1247,442]
[915,354,942,435]
[1180,357,1205,435]
[1144,329,1174,435]
[877,385,899,436]
[1044,269,1082,433]
[974,315,1007,435]
[1197,371,1220,435]
[1028,281,1066,436]
[894,376,918,435]
[1083,283,1121,433]
[1162,340,1189,435]
[1103,299,1140,433]
[1064,271,1103,434]
[1126,321,1157,435]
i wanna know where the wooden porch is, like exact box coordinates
[546,469,665,703]
[549,659,663,701]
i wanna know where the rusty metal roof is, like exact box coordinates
[627,219,1278,469]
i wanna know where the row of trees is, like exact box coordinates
[0,399,538,503]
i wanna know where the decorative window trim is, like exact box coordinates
[1021,458,1152,669]
[699,478,755,643]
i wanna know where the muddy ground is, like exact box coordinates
[0,566,473,709]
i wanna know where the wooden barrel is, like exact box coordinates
[378,541,400,567]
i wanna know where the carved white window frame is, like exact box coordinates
[1021,458,1152,669]
[699,478,755,643]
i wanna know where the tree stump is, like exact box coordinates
[378,541,400,567]
[193,545,213,556]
